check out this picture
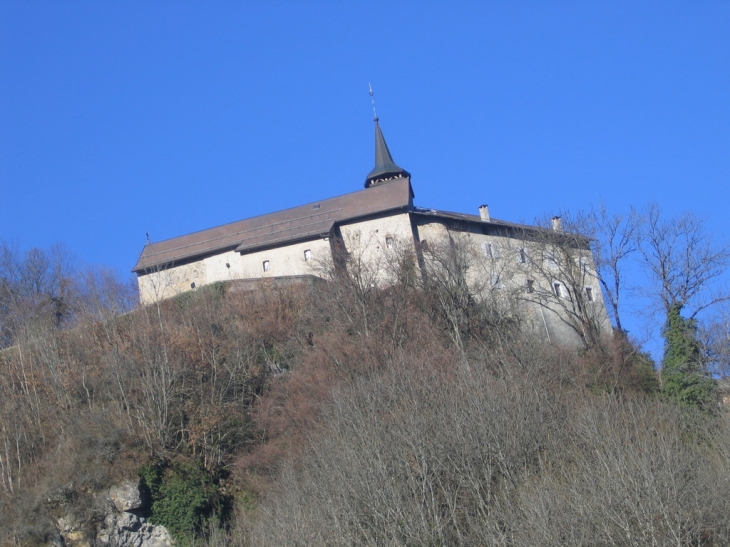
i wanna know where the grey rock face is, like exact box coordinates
[98,512,173,547]
[56,479,173,547]
[109,481,144,513]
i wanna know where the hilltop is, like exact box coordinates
[1,234,730,546]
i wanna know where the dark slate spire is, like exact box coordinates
[364,118,410,188]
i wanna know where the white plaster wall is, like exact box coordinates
[226,238,331,280]
[415,221,451,247]
[413,220,610,347]
[339,213,415,254]
[415,221,528,289]
[137,261,206,305]
[416,220,606,306]
[137,238,331,305]
[338,213,416,283]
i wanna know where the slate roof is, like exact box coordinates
[365,119,410,188]
[411,207,529,229]
[132,177,414,273]
[410,207,591,247]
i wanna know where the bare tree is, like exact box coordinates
[416,230,525,357]
[579,204,640,334]
[419,232,474,353]
[310,231,388,339]
[637,204,730,319]
[0,241,79,347]
[699,302,730,377]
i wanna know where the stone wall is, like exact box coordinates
[412,218,611,347]
[137,237,331,305]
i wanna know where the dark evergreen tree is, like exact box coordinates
[661,303,716,410]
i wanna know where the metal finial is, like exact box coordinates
[369,83,378,122]
[146,232,151,245]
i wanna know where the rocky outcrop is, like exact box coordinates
[97,510,173,547]
[108,481,144,513]
[55,480,173,547]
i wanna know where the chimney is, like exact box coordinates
[479,204,490,222]
[551,216,563,232]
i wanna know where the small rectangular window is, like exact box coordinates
[263,260,270,272]
[518,248,526,263]
[385,236,394,249]
[553,282,562,298]
[526,279,535,293]
[304,249,312,261]
[585,287,593,301]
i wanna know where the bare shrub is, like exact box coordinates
[252,350,730,547]
[252,355,569,546]
[519,399,730,546]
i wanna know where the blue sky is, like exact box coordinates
[2,2,729,349]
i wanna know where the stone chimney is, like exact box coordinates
[479,204,490,222]
[551,216,563,231]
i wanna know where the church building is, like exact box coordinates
[133,118,610,346]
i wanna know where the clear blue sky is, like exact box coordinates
[2,2,729,346]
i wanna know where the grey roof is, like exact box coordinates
[133,177,414,273]
[411,207,591,246]
[365,119,410,188]
[411,206,532,229]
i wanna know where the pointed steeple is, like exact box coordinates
[365,118,410,188]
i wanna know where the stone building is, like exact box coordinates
[133,119,610,346]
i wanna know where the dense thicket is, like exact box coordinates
[254,362,730,546]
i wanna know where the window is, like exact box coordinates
[385,236,394,249]
[491,273,503,289]
[303,249,312,261]
[526,279,535,293]
[578,256,588,274]
[263,260,270,272]
[553,282,562,298]
[518,248,527,264]
[483,242,500,259]
[585,287,594,302]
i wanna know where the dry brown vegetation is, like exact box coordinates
[253,359,730,546]
[1,238,729,546]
